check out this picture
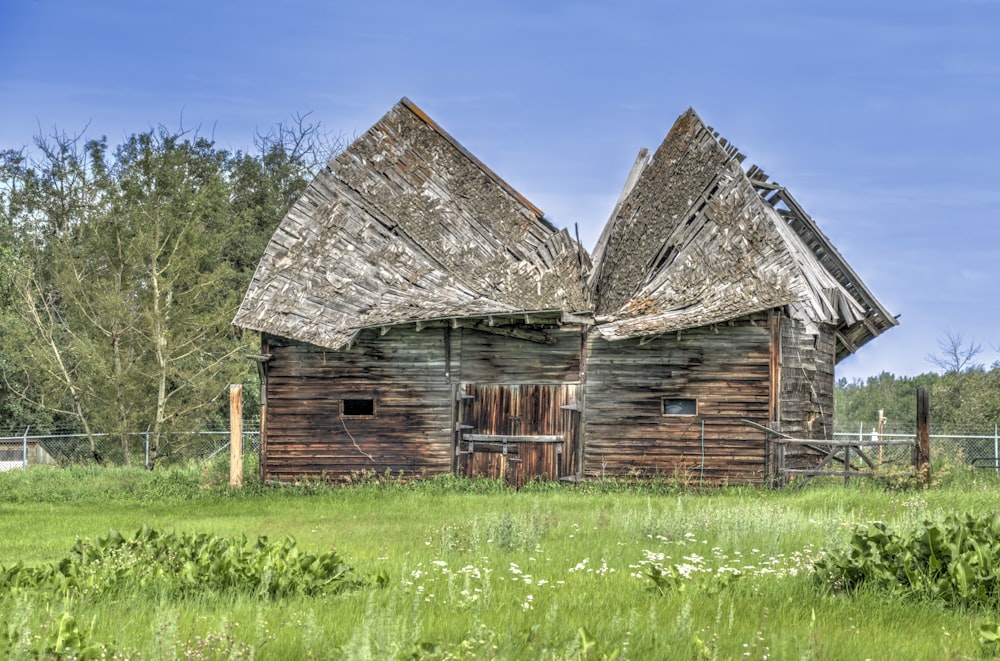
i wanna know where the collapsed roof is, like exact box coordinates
[233,98,591,350]
[235,99,896,360]
[590,108,897,359]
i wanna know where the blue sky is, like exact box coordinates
[3,0,998,381]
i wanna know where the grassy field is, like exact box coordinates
[2,462,1000,659]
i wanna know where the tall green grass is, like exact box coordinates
[2,459,1000,658]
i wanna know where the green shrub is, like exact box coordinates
[1,608,116,660]
[0,526,381,601]
[814,512,1000,608]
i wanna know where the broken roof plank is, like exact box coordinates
[234,98,591,350]
[588,108,896,354]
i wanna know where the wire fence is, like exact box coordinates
[834,422,1000,470]
[0,428,260,472]
[4,423,1000,473]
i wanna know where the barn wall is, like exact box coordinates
[261,324,586,483]
[262,327,455,482]
[457,325,585,478]
[259,316,837,486]
[458,325,583,384]
[778,319,836,439]
[583,318,772,484]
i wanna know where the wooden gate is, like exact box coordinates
[769,437,918,487]
[456,383,579,486]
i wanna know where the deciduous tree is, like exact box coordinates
[0,118,337,464]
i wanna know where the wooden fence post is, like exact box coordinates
[230,384,243,488]
[915,388,930,484]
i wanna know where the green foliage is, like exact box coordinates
[835,370,938,431]
[0,525,375,601]
[1,607,116,660]
[4,470,1000,657]
[0,120,333,444]
[566,627,622,661]
[835,362,1000,435]
[980,621,1000,647]
[931,367,1000,432]
[643,561,741,597]
[0,462,240,504]
[814,513,1000,608]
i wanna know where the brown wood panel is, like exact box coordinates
[458,382,578,484]
[260,311,837,488]
[262,328,453,482]
[779,319,836,439]
[583,321,771,484]
[459,326,583,384]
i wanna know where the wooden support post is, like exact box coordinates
[767,310,783,488]
[776,439,786,488]
[229,383,243,488]
[915,388,930,485]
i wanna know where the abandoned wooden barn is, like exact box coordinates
[233,98,897,486]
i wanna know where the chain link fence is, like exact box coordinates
[834,423,1000,470]
[4,423,1000,473]
[0,427,260,472]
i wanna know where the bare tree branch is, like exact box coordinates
[927,331,983,374]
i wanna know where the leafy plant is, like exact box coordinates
[0,526,382,601]
[0,609,115,660]
[814,512,1000,608]
[643,561,741,596]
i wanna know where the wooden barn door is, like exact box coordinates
[456,383,579,486]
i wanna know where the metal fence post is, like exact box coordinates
[22,426,30,470]
[144,427,151,468]
[994,424,998,472]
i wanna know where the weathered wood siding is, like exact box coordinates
[457,326,583,480]
[583,318,771,484]
[458,325,583,384]
[261,324,585,484]
[457,383,580,483]
[260,314,836,487]
[778,319,836,439]
[262,327,455,482]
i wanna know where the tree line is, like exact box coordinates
[835,334,1000,434]
[0,116,340,465]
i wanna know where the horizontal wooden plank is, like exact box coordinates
[463,434,563,443]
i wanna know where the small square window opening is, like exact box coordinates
[342,398,375,417]
[662,398,697,416]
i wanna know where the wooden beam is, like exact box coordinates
[835,329,858,355]
[470,322,555,344]
[743,419,793,439]
[768,311,782,427]
[561,311,595,325]
[463,434,563,443]
[771,438,914,447]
